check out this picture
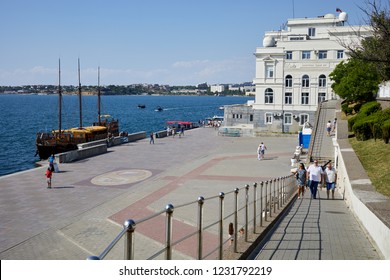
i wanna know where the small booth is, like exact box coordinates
[299,122,312,149]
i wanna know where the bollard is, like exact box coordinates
[245,184,249,242]
[253,182,257,233]
[165,204,174,260]
[218,192,225,260]
[124,219,136,260]
[197,196,204,260]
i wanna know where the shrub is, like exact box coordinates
[382,119,390,144]
[342,103,353,115]
[348,114,361,131]
[359,101,381,117]
[352,113,381,141]
[353,103,363,113]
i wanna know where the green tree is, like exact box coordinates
[330,58,381,104]
[346,1,390,80]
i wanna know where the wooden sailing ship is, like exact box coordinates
[35,60,119,159]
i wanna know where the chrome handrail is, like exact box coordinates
[88,174,296,260]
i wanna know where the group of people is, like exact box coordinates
[293,160,337,200]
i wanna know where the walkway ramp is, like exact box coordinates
[248,190,380,259]
[245,100,382,260]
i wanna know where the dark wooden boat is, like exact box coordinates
[35,61,119,160]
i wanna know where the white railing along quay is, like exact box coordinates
[87,174,296,260]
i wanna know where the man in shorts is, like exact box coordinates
[324,162,337,199]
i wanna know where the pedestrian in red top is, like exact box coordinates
[45,167,52,189]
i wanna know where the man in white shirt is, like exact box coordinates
[306,160,324,199]
[324,162,337,199]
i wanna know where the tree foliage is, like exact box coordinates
[329,58,381,103]
[347,0,390,81]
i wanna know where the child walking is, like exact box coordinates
[45,167,52,189]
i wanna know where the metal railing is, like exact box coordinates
[87,175,296,260]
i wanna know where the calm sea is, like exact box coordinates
[0,94,252,177]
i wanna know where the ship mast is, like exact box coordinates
[78,58,83,129]
[58,59,62,135]
[97,66,101,125]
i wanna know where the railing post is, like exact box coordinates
[165,204,174,260]
[273,178,277,214]
[269,179,272,218]
[218,192,225,260]
[245,184,249,242]
[277,177,281,210]
[197,196,204,260]
[282,176,286,205]
[234,188,239,253]
[124,219,136,260]
[253,182,257,233]
[260,181,263,227]
[265,181,268,221]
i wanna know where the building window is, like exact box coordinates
[265,65,274,78]
[285,92,292,104]
[284,113,292,125]
[301,92,309,105]
[250,114,253,122]
[285,75,293,88]
[308,27,316,37]
[265,113,273,124]
[319,74,326,87]
[302,75,310,88]
[302,51,311,59]
[318,50,327,59]
[318,92,326,103]
[337,50,344,59]
[265,88,274,104]
[286,51,292,60]
[300,114,309,125]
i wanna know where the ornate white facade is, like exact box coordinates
[224,11,372,133]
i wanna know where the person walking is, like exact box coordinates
[306,160,324,199]
[324,162,337,199]
[149,132,154,144]
[294,163,307,199]
[326,120,332,136]
[45,167,53,189]
[257,142,267,160]
[48,154,55,172]
[332,118,337,132]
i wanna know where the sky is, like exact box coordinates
[0,0,371,86]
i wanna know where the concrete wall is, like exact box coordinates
[334,116,390,259]
[58,131,147,163]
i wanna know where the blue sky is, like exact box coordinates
[0,0,369,86]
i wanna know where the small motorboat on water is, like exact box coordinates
[138,104,146,109]
[155,106,163,112]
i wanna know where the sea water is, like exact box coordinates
[0,94,252,176]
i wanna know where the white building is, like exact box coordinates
[210,84,225,93]
[224,11,372,133]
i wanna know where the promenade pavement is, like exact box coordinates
[0,127,297,260]
[0,121,382,260]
